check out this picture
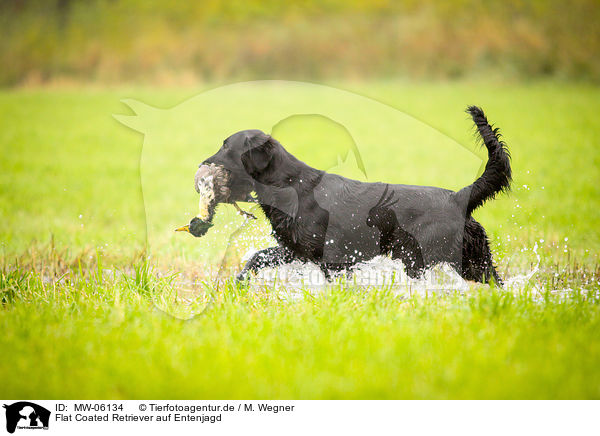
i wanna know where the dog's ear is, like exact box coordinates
[241,133,275,178]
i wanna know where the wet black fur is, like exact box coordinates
[366,185,425,278]
[202,106,511,284]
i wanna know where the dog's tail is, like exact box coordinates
[457,106,512,215]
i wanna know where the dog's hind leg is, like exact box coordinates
[390,229,425,279]
[491,266,503,286]
[236,245,295,282]
[461,217,503,285]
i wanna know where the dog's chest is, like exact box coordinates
[259,191,329,261]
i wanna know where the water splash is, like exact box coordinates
[504,242,541,290]
[253,256,471,299]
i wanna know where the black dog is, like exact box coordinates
[198,106,511,284]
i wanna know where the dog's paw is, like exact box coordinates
[235,272,250,285]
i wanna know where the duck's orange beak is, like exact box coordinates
[175,225,190,233]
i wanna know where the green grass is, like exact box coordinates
[1,80,599,398]
[1,267,599,398]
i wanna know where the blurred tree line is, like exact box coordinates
[1,0,599,86]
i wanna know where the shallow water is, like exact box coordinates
[31,244,596,322]
[254,257,468,297]
[248,241,599,302]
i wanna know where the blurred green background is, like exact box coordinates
[1,0,599,87]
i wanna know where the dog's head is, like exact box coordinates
[196,130,278,218]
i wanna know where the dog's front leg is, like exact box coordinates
[236,246,295,282]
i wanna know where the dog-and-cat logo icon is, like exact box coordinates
[3,402,50,434]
